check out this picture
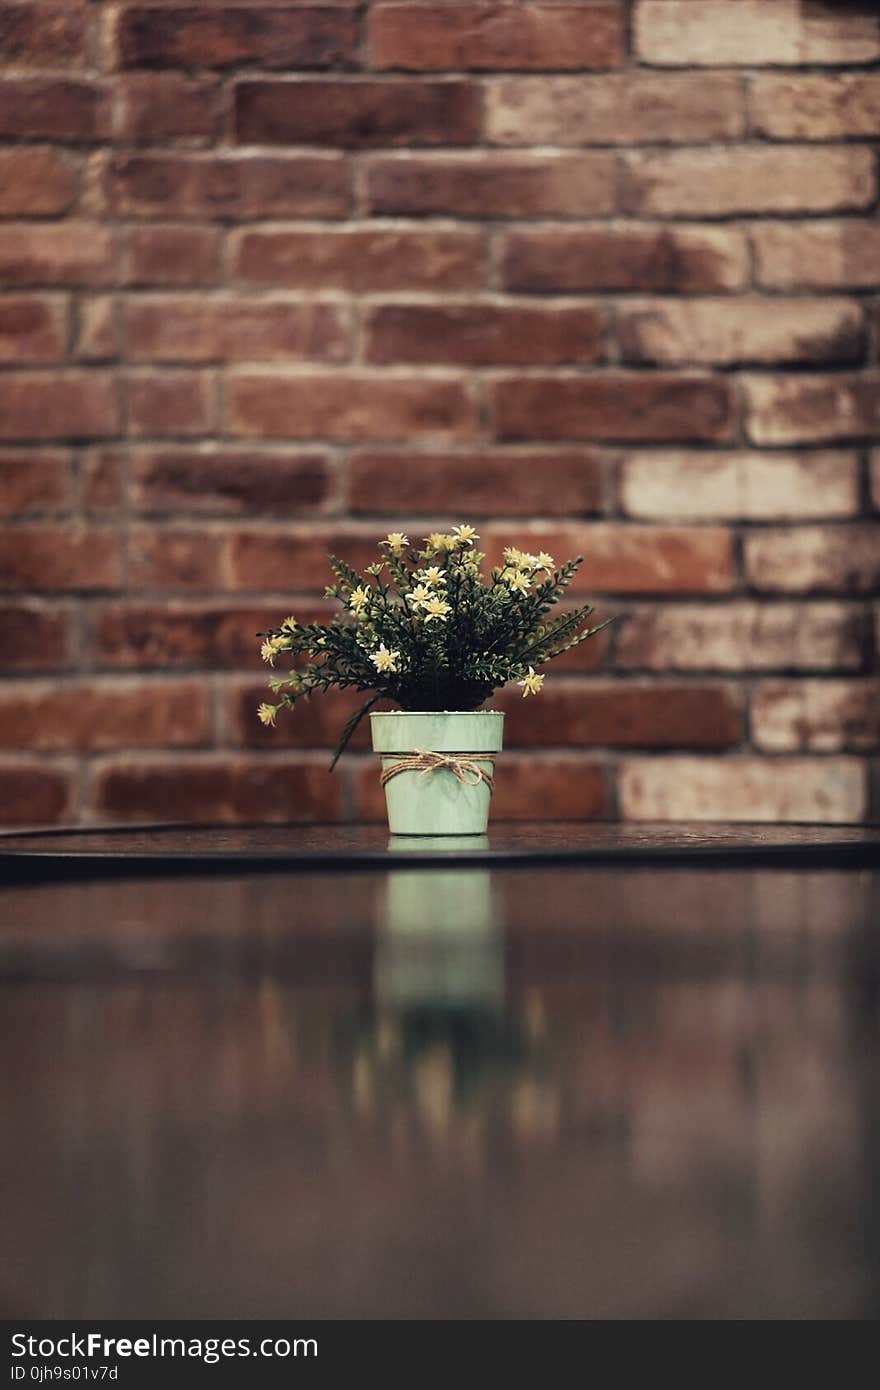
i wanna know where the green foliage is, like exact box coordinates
[257,526,612,765]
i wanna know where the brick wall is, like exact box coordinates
[1,0,878,828]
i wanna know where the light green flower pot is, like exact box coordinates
[371,711,504,836]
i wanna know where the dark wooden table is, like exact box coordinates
[2,822,879,1320]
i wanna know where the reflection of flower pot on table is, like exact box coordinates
[376,854,503,1010]
[371,711,504,836]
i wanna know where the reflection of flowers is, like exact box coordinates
[337,1003,554,1143]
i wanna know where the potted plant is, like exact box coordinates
[257,525,609,835]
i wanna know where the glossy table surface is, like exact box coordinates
[2,822,879,1319]
[2,819,879,875]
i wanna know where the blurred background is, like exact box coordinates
[0,0,878,827]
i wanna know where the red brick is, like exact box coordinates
[74,297,119,362]
[752,221,880,291]
[107,153,351,220]
[619,451,859,522]
[0,224,115,287]
[0,680,210,753]
[118,6,359,71]
[635,1,880,67]
[229,682,370,750]
[500,225,748,293]
[365,303,605,366]
[121,225,220,287]
[225,525,387,592]
[617,297,864,368]
[114,75,220,143]
[0,450,69,516]
[483,523,733,594]
[234,80,481,147]
[0,526,121,592]
[0,78,108,141]
[750,74,880,141]
[621,147,875,217]
[0,602,73,672]
[370,3,624,71]
[492,374,735,443]
[0,765,72,827]
[619,756,865,824]
[226,373,480,442]
[232,227,483,291]
[0,4,87,70]
[0,374,118,442]
[614,602,869,673]
[488,72,743,145]
[92,756,341,824]
[0,148,78,216]
[125,298,350,364]
[355,751,608,821]
[127,525,224,593]
[497,680,741,749]
[124,371,215,438]
[745,526,880,595]
[130,448,337,516]
[91,600,334,671]
[752,680,880,753]
[348,448,603,516]
[367,153,615,217]
[743,372,880,446]
[0,296,67,365]
[81,449,124,515]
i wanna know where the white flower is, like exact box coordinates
[518,667,544,697]
[420,595,452,622]
[382,532,409,556]
[371,644,399,673]
[408,583,433,606]
[257,703,278,726]
[507,570,531,595]
[451,524,479,546]
[534,552,555,572]
[419,566,446,587]
[349,585,370,615]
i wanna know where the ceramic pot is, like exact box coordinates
[370,711,504,836]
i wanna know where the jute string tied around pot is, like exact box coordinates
[379,748,495,793]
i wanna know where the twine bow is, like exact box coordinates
[379,748,495,793]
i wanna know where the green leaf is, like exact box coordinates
[329,693,381,771]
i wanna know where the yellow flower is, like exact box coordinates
[425,531,455,554]
[382,532,409,556]
[518,667,544,697]
[419,566,446,587]
[408,583,433,605]
[257,702,278,726]
[502,546,526,569]
[451,523,479,546]
[282,615,297,630]
[421,595,452,623]
[534,552,555,572]
[507,570,531,595]
[371,644,399,673]
[260,634,288,664]
[349,585,370,615]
